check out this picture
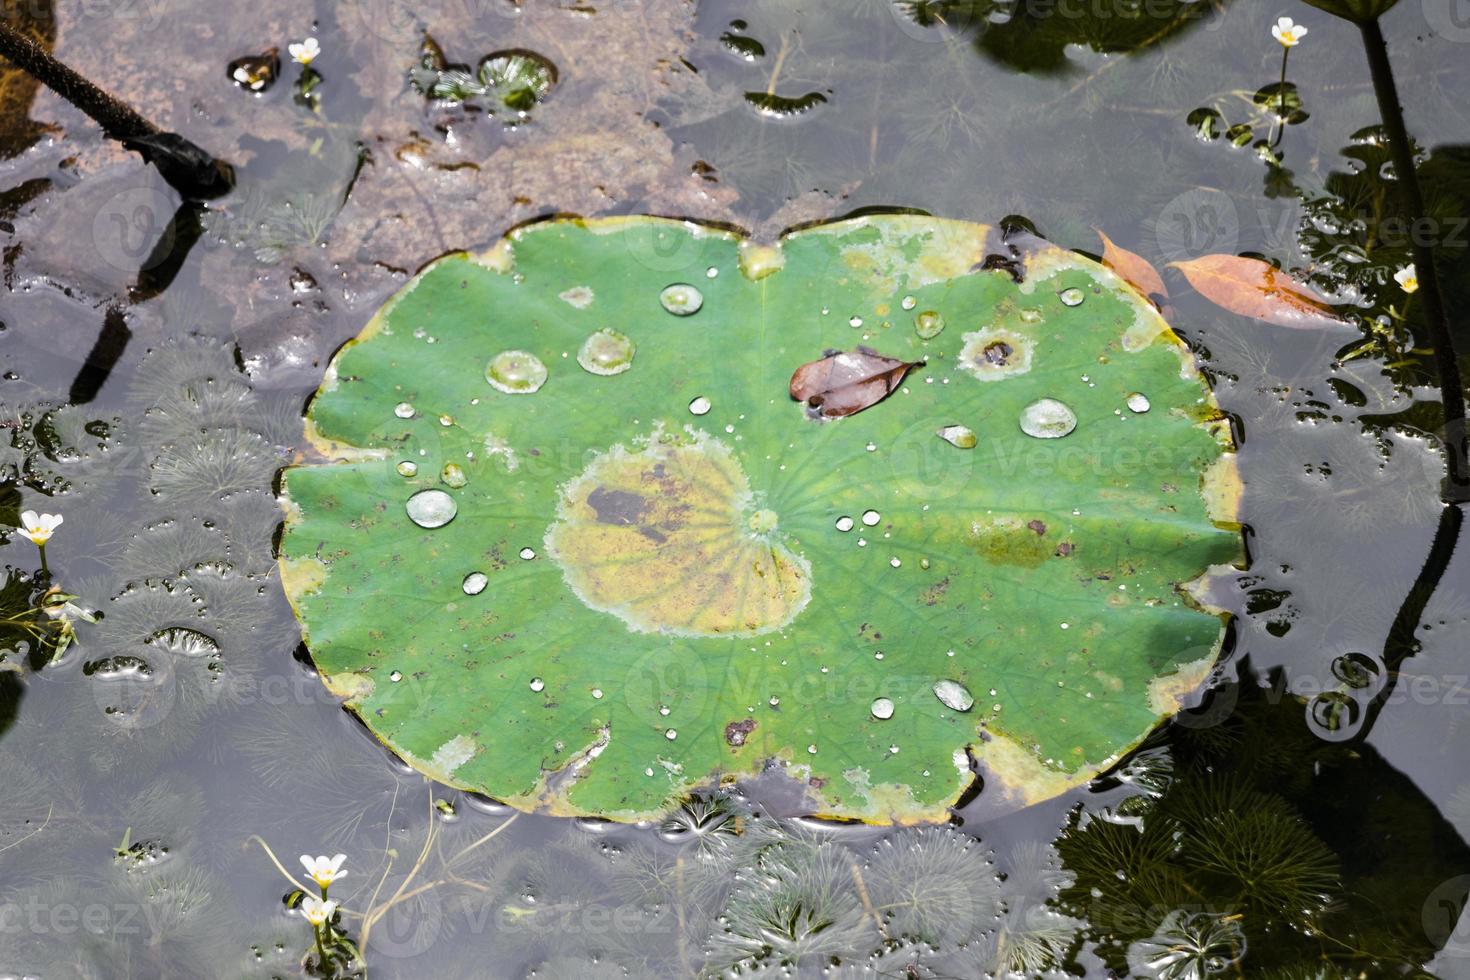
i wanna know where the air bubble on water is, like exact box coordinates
[835,516,854,532]
[406,489,457,528]
[900,295,917,311]
[1020,398,1078,439]
[486,350,548,394]
[936,424,977,449]
[1059,287,1086,307]
[915,311,945,339]
[848,315,863,328]
[689,396,712,416]
[933,679,975,712]
[441,463,467,488]
[530,677,545,692]
[463,572,488,595]
[577,328,636,376]
[395,402,416,419]
[861,510,880,526]
[660,283,703,315]
[519,547,537,560]
[1126,392,1151,413]
[396,461,418,477]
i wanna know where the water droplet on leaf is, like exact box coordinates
[915,310,945,339]
[1126,392,1151,413]
[406,489,458,528]
[660,284,704,316]
[1059,287,1086,307]
[486,350,548,394]
[1020,398,1078,439]
[577,328,636,376]
[936,424,977,449]
[933,679,974,712]
[463,572,488,595]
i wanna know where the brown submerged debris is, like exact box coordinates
[789,346,921,420]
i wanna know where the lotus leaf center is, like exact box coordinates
[545,431,811,637]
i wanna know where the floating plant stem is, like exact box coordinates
[0,22,232,199]
[1357,17,1468,500]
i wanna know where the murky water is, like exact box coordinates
[2,0,1469,976]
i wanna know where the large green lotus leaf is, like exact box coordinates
[279,215,1241,822]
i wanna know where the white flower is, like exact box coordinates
[1272,16,1307,46]
[301,895,338,926]
[288,37,320,65]
[300,853,348,889]
[17,511,62,546]
[1394,264,1419,293]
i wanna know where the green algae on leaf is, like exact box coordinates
[279,215,1242,822]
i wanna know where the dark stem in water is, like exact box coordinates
[0,21,233,200]
[1350,502,1462,744]
[1358,18,1469,502]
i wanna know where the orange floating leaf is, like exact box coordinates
[1169,254,1349,329]
[789,347,920,419]
[1096,228,1167,304]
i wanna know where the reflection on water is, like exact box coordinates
[1,0,1469,974]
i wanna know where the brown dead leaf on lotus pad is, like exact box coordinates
[789,347,921,419]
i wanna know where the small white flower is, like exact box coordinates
[301,895,338,926]
[300,853,348,889]
[17,511,62,546]
[288,37,320,65]
[1272,16,1307,47]
[1394,263,1419,293]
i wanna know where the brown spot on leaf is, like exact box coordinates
[725,718,756,747]
[1027,519,1047,535]
[789,346,920,420]
[1055,541,1075,557]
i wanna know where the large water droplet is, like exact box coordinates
[1126,392,1151,413]
[463,572,488,595]
[915,310,945,339]
[660,283,703,316]
[871,697,895,720]
[577,328,636,376]
[1058,287,1086,307]
[396,461,418,477]
[900,295,917,311]
[933,680,974,712]
[1019,398,1078,439]
[395,402,416,419]
[530,677,545,692]
[936,424,977,449]
[688,396,712,416]
[406,489,458,528]
[835,515,854,532]
[486,350,548,394]
[861,509,881,526]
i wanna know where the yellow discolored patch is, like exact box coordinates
[546,430,812,637]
